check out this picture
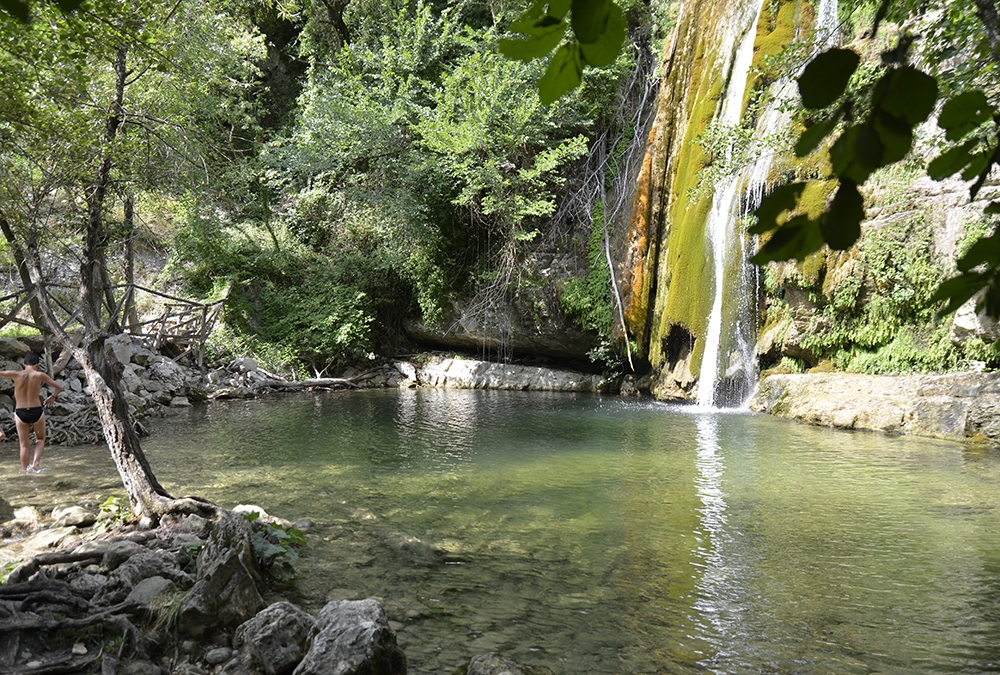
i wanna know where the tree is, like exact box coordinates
[0,0,265,520]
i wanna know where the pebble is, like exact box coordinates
[204,647,233,665]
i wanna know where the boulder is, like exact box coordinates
[178,514,264,636]
[0,338,30,360]
[52,505,98,528]
[105,334,135,367]
[0,495,13,523]
[293,599,405,675]
[468,653,531,675]
[102,540,147,570]
[750,372,1000,443]
[234,602,316,675]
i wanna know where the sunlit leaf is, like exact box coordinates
[938,90,992,141]
[881,66,938,126]
[579,3,626,67]
[798,49,860,110]
[749,182,806,234]
[509,0,570,32]
[538,43,583,104]
[821,180,863,250]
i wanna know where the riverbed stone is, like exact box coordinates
[178,514,264,636]
[103,540,147,570]
[234,601,315,675]
[293,599,405,675]
[52,505,98,528]
[467,652,529,675]
[126,576,177,605]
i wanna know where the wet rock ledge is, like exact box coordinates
[0,505,540,675]
[750,372,1000,443]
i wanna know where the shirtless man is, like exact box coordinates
[0,352,62,473]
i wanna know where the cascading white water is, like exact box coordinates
[695,1,764,408]
[697,0,839,408]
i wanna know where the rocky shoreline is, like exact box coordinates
[0,500,540,675]
[750,371,1000,444]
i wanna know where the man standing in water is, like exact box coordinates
[0,352,62,473]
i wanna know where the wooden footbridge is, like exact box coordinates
[0,283,226,369]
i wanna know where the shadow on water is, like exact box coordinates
[5,390,1000,674]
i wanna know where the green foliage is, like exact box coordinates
[783,211,1000,373]
[0,561,18,585]
[94,496,134,533]
[172,204,384,376]
[243,512,307,585]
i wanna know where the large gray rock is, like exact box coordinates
[235,602,316,675]
[293,599,405,675]
[751,372,1000,443]
[416,356,603,392]
[0,338,30,359]
[178,514,264,636]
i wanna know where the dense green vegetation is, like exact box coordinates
[0,0,661,376]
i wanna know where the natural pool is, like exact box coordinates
[4,389,1000,674]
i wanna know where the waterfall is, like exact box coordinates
[696,0,839,408]
[695,1,763,408]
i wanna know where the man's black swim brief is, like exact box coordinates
[15,406,44,424]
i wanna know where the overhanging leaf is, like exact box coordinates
[956,230,1000,273]
[751,215,825,264]
[499,22,567,61]
[821,180,864,250]
[0,0,29,21]
[509,0,570,32]
[538,43,584,105]
[798,49,861,110]
[579,3,626,67]
[880,66,938,126]
[927,139,979,180]
[931,273,989,316]
[794,109,843,158]
[571,0,611,44]
[938,90,992,141]
[749,182,806,234]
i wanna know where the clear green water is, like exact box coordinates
[5,389,1000,674]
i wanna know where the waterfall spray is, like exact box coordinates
[696,0,839,408]
[695,1,763,408]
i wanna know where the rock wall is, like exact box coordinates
[750,372,1000,443]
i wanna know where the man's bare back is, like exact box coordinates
[0,353,62,472]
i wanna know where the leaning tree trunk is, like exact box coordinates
[34,45,223,523]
